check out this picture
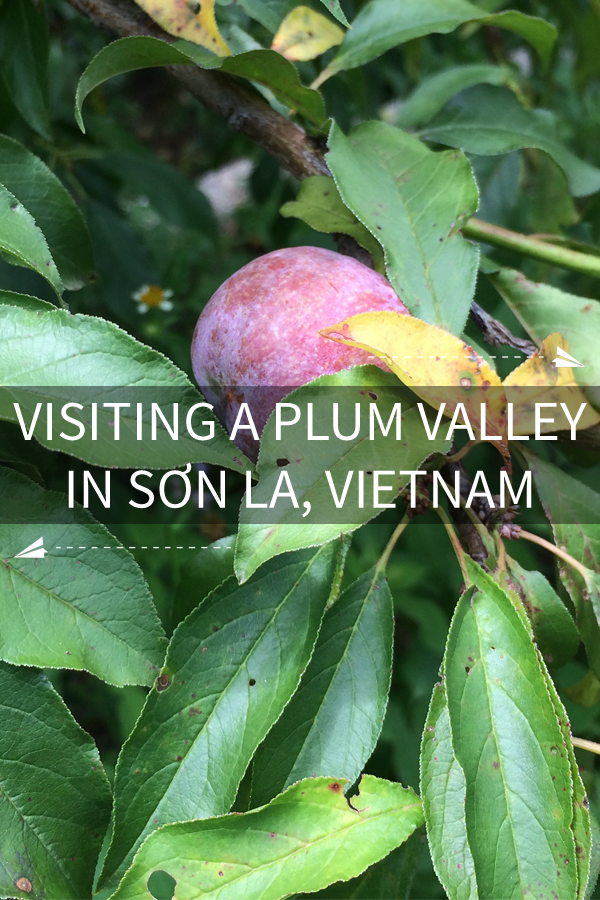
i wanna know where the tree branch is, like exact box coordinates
[66,0,329,181]
[470,301,537,355]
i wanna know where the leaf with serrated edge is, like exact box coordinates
[280,175,386,272]
[446,562,577,898]
[0,304,250,472]
[0,467,167,687]
[252,566,393,806]
[109,775,423,900]
[0,183,63,296]
[0,662,111,900]
[75,37,325,131]
[99,543,339,892]
[318,0,556,83]
[327,122,479,335]
[0,135,95,291]
[234,366,450,582]
[420,680,478,900]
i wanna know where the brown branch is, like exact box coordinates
[470,301,537,356]
[66,0,329,181]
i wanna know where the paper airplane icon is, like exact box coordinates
[553,346,585,368]
[14,537,47,559]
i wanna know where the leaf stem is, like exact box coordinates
[517,529,590,581]
[445,440,479,464]
[571,736,600,756]
[375,514,411,575]
[463,217,600,279]
[435,506,469,584]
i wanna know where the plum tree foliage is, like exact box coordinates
[2,0,600,898]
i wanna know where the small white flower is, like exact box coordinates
[132,285,174,313]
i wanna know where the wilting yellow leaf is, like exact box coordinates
[272,6,345,62]
[504,332,600,434]
[133,0,230,56]
[320,311,510,457]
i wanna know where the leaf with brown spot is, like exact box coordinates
[132,0,230,55]
[272,6,344,61]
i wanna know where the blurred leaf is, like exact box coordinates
[317,0,556,84]
[272,6,344,61]
[132,0,231,55]
[521,448,600,682]
[327,122,479,335]
[565,670,600,708]
[0,0,50,138]
[397,64,512,130]
[99,543,339,892]
[421,681,477,900]
[423,85,600,197]
[235,367,450,582]
[234,0,299,31]
[251,566,393,806]
[110,775,424,900]
[506,556,579,669]
[0,662,112,900]
[446,569,578,899]
[527,153,578,234]
[489,268,600,386]
[0,305,251,472]
[103,152,217,235]
[0,183,63,297]
[280,175,385,272]
[76,37,325,129]
[172,535,235,628]
[0,467,167,687]
[0,136,95,291]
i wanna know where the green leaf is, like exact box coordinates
[420,681,477,900]
[251,567,393,806]
[327,122,479,334]
[445,567,578,899]
[280,175,386,273]
[396,64,512,130]
[318,0,349,27]
[234,367,450,582]
[585,813,600,900]
[280,830,425,898]
[0,183,63,297]
[0,304,250,472]
[99,543,339,892]
[318,0,556,83]
[109,775,424,900]
[506,556,580,669]
[233,0,298,32]
[76,36,325,129]
[488,268,600,386]
[0,0,50,138]
[520,449,600,682]
[565,670,600,708]
[0,467,167,687]
[0,661,111,900]
[422,85,600,197]
[0,289,55,313]
[0,136,95,291]
[172,535,235,629]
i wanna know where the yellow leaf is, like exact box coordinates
[132,0,230,56]
[503,332,600,435]
[272,6,345,62]
[320,311,510,457]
